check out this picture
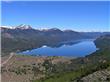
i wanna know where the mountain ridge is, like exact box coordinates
[1,24,109,56]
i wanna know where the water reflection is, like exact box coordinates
[19,39,97,57]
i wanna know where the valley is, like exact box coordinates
[1,1,109,82]
[1,25,110,82]
[1,25,105,56]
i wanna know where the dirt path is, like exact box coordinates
[1,52,14,66]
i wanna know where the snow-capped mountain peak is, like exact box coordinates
[15,24,32,30]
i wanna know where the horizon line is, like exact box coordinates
[1,25,110,32]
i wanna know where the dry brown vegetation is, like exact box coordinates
[1,54,71,82]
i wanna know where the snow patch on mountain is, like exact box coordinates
[1,26,15,29]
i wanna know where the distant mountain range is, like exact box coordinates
[1,24,110,56]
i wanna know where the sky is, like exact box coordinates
[1,1,110,32]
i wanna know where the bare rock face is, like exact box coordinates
[80,67,110,82]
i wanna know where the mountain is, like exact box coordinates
[80,32,104,39]
[94,34,110,49]
[2,24,109,56]
[15,24,33,30]
[1,24,88,56]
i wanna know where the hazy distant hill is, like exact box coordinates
[80,32,103,38]
[94,34,110,49]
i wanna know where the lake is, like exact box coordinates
[18,39,98,57]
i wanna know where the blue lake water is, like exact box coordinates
[19,39,98,57]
